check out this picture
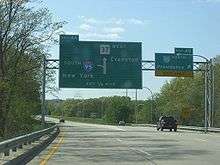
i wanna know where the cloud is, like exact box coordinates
[127,18,145,25]
[79,24,93,31]
[113,18,124,25]
[83,17,98,24]
[81,33,121,40]
[79,16,147,26]
[103,27,125,33]
[77,16,147,40]
[193,0,220,3]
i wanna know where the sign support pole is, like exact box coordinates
[208,61,212,128]
[211,59,215,127]
[204,63,208,133]
[143,87,154,124]
[41,55,46,125]
[135,89,138,124]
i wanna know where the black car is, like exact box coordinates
[157,116,177,132]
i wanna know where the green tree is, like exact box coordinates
[155,73,205,126]
[0,0,64,137]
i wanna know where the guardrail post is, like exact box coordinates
[4,150,10,156]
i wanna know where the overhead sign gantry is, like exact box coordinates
[43,39,213,133]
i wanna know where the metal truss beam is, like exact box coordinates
[141,60,207,72]
[44,58,213,132]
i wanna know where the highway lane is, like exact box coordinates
[29,119,220,165]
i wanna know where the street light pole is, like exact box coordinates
[143,87,154,123]
[204,64,208,133]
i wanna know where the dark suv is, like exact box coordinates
[157,116,177,132]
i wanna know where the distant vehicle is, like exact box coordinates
[157,116,177,132]
[118,121,126,126]
[59,118,65,123]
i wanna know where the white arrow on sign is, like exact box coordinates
[103,58,107,75]
[97,57,107,75]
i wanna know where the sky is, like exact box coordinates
[40,0,220,100]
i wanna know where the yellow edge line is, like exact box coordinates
[39,134,64,165]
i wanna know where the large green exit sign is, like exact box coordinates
[59,35,142,89]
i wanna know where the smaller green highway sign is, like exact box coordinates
[155,52,193,77]
[175,47,193,55]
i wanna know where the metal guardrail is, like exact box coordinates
[0,125,58,156]
[131,124,220,133]
[178,125,220,133]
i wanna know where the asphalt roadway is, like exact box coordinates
[29,118,220,165]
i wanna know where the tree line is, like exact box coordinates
[48,55,220,127]
[47,96,153,124]
[0,0,63,139]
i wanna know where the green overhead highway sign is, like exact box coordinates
[59,35,142,89]
[155,53,193,77]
